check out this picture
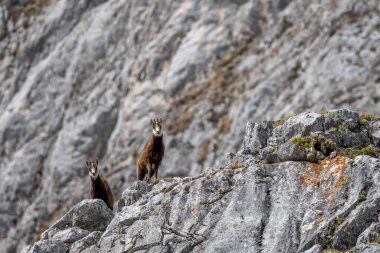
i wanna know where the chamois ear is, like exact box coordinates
[159,118,163,124]
[150,119,154,126]
[95,158,99,166]
[86,161,90,167]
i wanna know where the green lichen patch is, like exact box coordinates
[291,134,336,155]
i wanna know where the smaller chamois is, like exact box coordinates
[86,158,114,210]
[136,118,165,182]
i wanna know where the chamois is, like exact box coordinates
[86,158,114,210]
[136,118,165,182]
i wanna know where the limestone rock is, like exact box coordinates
[1,0,380,251]
[28,119,380,252]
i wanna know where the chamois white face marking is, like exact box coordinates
[86,158,99,178]
[151,118,163,137]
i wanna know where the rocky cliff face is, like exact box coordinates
[1,0,380,252]
[27,109,380,253]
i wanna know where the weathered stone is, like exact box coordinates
[27,112,380,253]
[244,121,274,153]
[52,228,90,244]
[1,0,380,251]
[69,231,102,253]
[356,222,380,253]
[277,142,307,162]
[371,121,380,147]
[303,244,322,253]
[117,181,152,212]
[41,199,114,240]
[27,239,69,253]
[282,112,325,141]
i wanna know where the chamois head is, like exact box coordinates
[151,118,163,137]
[86,158,99,179]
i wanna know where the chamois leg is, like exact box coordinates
[152,163,158,181]
[146,163,152,183]
[137,165,146,181]
[150,164,156,183]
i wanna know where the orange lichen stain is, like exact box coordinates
[300,156,350,205]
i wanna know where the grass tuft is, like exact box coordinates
[360,113,379,121]
[231,161,244,169]
[330,215,345,231]
[358,191,366,203]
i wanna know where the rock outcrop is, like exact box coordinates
[1,0,380,251]
[26,110,380,252]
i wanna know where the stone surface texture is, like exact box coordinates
[26,111,380,252]
[1,0,380,252]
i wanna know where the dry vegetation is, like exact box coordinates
[8,0,50,24]
[197,138,211,165]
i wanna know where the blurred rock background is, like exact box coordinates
[0,0,379,252]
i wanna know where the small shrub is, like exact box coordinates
[273,114,298,128]
[330,215,345,231]
[358,191,366,203]
[360,113,378,121]
[369,235,380,244]
[338,146,374,158]
[197,139,211,165]
[291,136,303,145]
[291,135,336,155]
[231,161,244,169]
[337,148,360,158]
[273,120,285,128]
[269,147,277,154]
[360,146,374,156]
[283,113,297,121]
[322,249,346,253]
[320,110,337,116]
[357,119,366,126]
[329,124,349,132]
[337,124,349,131]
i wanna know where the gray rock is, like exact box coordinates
[52,228,90,244]
[69,231,102,253]
[370,121,380,147]
[26,112,380,253]
[277,142,307,162]
[282,112,325,141]
[303,244,322,253]
[244,121,274,153]
[116,181,152,212]
[356,222,380,253]
[27,239,69,253]
[1,0,380,251]
[41,199,114,240]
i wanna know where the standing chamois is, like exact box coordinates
[136,118,165,182]
[86,158,114,210]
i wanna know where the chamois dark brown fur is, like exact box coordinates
[86,158,114,210]
[136,118,165,182]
